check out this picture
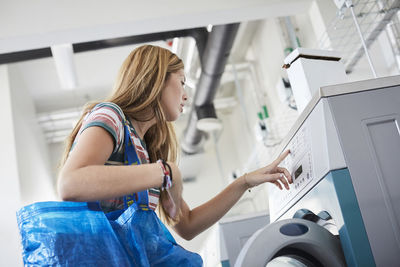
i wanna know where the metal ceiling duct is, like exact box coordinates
[181,23,240,154]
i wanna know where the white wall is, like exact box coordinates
[0,65,23,266]
[0,63,57,266]
[48,142,65,181]
[8,64,57,205]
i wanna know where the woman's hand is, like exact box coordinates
[243,149,292,190]
[160,162,183,220]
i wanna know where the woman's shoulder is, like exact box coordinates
[81,102,126,153]
[90,102,126,122]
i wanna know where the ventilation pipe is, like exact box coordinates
[380,2,400,72]
[181,23,240,154]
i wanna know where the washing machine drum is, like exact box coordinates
[234,218,346,267]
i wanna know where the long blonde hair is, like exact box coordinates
[60,44,183,224]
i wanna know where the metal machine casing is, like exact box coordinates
[268,76,400,266]
[268,98,346,221]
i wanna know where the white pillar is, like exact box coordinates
[8,65,57,206]
[0,65,23,266]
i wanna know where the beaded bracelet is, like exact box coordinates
[162,160,173,181]
[157,159,172,190]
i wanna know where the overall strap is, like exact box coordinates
[123,119,149,210]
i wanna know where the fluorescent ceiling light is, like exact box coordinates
[51,43,78,90]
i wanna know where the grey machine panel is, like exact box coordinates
[236,76,400,266]
[234,218,346,267]
[327,83,400,265]
[218,213,270,266]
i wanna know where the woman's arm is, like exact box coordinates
[58,126,163,201]
[173,176,248,240]
[173,150,292,240]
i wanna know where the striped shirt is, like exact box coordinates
[73,102,160,213]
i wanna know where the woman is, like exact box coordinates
[58,44,292,264]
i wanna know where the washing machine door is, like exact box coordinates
[234,218,346,267]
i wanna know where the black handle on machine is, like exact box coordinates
[293,208,332,222]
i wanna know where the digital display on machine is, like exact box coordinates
[294,165,303,180]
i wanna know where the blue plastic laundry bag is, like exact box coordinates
[16,200,203,266]
[16,201,131,266]
[16,116,203,266]
[17,202,202,267]
[110,201,203,267]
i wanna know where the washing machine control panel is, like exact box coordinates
[269,123,314,217]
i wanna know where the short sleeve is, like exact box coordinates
[80,102,125,153]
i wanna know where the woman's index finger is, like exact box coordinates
[275,149,290,165]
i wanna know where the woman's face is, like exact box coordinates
[160,69,188,121]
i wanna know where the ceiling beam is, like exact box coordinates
[0,0,313,54]
[0,28,208,64]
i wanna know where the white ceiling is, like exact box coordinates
[2,0,313,116]
[1,0,312,53]
[4,0,394,144]
[8,43,159,113]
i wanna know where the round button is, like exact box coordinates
[279,223,309,236]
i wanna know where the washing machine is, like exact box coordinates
[235,76,400,267]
